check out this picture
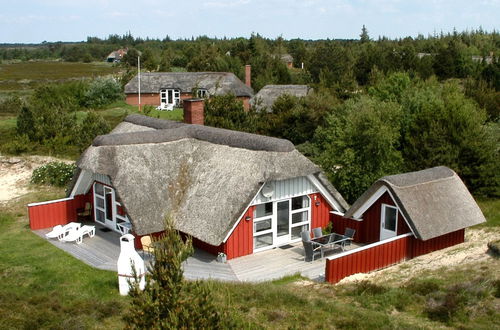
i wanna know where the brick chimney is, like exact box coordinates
[245,64,251,88]
[183,98,204,125]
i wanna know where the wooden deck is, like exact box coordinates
[34,224,361,283]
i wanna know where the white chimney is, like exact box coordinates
[117,234,146,295]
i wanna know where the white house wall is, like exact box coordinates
[71,170,112,196]
[252,176,318,205]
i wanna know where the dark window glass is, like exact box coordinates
[291,196,309,210]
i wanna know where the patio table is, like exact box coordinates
[311,233,351,257]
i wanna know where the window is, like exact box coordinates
[160,89,180,106]
[291,196,309,210]
[196,89,209,98]
[290,195,310,241]
[383,205,397,232]
[255,202,272,218]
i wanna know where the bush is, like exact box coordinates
[74,111,110,149]
[487,240,500,257]
[3,134,34,154]
[81,77,122,109]
[31,162,76,187]
[0,96,23,114]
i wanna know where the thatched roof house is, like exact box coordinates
[251,85,312,112]
[68,114,348,259]
[124,72,254,110]
[342,166,486,242]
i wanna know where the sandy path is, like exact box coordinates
[0,156,73,203]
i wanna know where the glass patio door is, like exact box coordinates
[94,182,116,229]
[275,200,290,245]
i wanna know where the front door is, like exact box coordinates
[380,204,398,240]
[275,200,290,245]
[94,182,117,229]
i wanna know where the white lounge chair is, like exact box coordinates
[62,225,95,244]
[45,222,81,240]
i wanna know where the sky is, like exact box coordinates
[0,0,498,43]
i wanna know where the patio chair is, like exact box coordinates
[344,228,356,248]
[77,202,92,221]
[301,230,322,262]
[61,225,95,244]
[312,227,323,238]
[141,235,155,258]
[45,222,81,240]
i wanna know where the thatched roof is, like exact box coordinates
[71,115,348,246]
[344,166,486,241]
[251,85,311,112]
[124,72,254,97]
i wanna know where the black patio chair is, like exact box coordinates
[344,228,356,248]
[301,230,322,262]
[312,227,323,239]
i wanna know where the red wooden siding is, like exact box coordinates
[326,234,411,284]
[325,229,466,284]
[28,194,90,230]
[310,193,333,229]
[223,206,254,259]
[331,214,363,242]
[409,229,465,258]
[332,192,410,244]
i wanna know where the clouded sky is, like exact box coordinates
[0,0,498,43]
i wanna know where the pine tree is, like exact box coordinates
[360,25,370,43]
[124,217,232,329]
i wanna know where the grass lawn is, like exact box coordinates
[1,187,498,329]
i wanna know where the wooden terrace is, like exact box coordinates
[34,223,361,282]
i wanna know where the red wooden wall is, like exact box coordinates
[325,229,465,284]
[332,192,410,244]
[409,229,464,258]
[28,194,90,230]
[223,206,254,259]
[310,193,333,229]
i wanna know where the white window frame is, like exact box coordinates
[253,202,274,252]
[160,88,180,106]
[380,203,398,240]
[196,88,209,98]
[252,195,311,252]
[93,182,130,234]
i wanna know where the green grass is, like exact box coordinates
[0,190,126,329]
[476,198,500,228]
[1,190,498,329]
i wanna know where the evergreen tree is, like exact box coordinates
[360,25,370,43]
[125,217,233,329]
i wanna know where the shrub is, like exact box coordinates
[81,77,122,109]
[74,111,110,149]
[3,134,34,154]
[405,279,441,296]
[31,162,76,187]
[0,96,23,114]
[487,240,500,257]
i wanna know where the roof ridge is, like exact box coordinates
[380,174,455,189]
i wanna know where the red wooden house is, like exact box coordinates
[29,110,349,260]
[326,166,486,283]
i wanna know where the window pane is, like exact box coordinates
[384,207,397,231]
[96,210,104,222]
[96,197,104,209]
[291,224,309,240]
[255,202,272,218]
[277,201,289,237]
[291,196,309,210]
[254,233,273,249]
[94,183,104,196]
[292,211,308,224]
[254,219,271,233]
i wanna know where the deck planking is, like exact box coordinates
[34,224,360,282]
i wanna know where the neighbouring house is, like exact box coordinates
[251,85,312,112]
[29,100,349,260]
[325,166,486,283]
[124,71,254,110]
[107,49,128,63]
[280,54,294,68]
